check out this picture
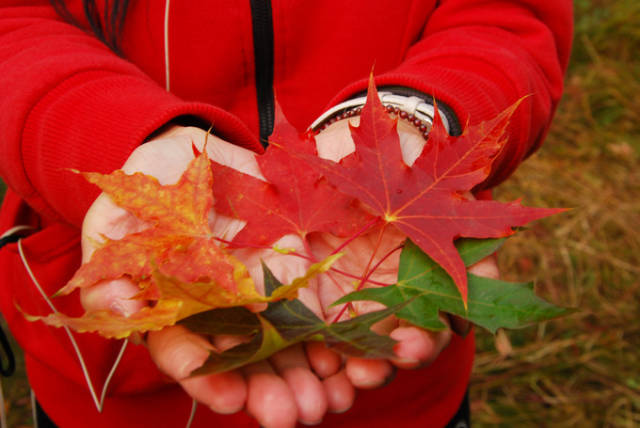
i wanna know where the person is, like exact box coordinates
[0,1,573,427]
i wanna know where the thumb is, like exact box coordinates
[80,278,145,315]
[468,254,500,279]
[81,193,147,263]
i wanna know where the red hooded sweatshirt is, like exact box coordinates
[0,1,572,427]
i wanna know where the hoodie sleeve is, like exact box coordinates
[0,2,260,227]
[328,0,573,188]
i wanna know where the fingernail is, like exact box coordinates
[109,301,126,316]
[300,419,322,426]
[393,357,420,368]
[173,340,210,378]
[177,355,204,379]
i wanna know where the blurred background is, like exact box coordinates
[1,0,639,426]
[472,0,640,425]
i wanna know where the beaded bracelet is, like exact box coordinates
[314,104,434,140]
[310,92,451,140]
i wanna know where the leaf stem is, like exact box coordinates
[331,223,389,323]
[330,217,381,256]
[355,243,403,292]
[214,236,390,286]
[302,236,317,263]
[275,248,391,287]
[327,267,391,287]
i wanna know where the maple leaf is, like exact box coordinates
[292,78,564,303]
[210,102,373,247]
[22,300,181,340]
[180,263,407,375]
[335,239,574,333]
[28,252,339,338]
[58,151,243,297]
[29,146,335,338]
[23,76,572,360]
[150,253,342,319]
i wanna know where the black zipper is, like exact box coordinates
[249,0,275,147]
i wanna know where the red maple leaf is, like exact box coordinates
[24,79,569,343]
[292,79,564,303]
[210,103,373,247]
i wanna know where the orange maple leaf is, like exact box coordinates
[28,145,329,338]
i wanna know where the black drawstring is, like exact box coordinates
[0,322,15,377]
[0,233,22,249]
[0,232,22,377]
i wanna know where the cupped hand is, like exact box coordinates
[309,118,446,384]
[80,126,352,427]
[310,116,500,384]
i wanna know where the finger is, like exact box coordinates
[80,278,145,315]
[323,370,355,414]
[468,254,500,279]
[370,314,399,336]
[147,326,212,380]
[147,326,249,414]
[243,361,298,428]
[448,314,471,337]
[180,371,247,415]
[211,334,252,352]
[81,194,147,262]
[345,357,394,390]
[389,326,452,369]
[270,345,328,425]
[305,341,342,378]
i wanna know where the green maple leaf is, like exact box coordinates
[334,238,574,333]
[180,263,406,376]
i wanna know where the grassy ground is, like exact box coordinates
[1,0,639,426]
[0,318,30,428]
[471,0,640,426]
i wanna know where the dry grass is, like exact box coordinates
[0,320,30,427]
[470,0,640,426]
[2,1,640,426]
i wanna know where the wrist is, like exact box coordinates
[145,115,213,142]
[313,107,426,166]
[148,124,187,141]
